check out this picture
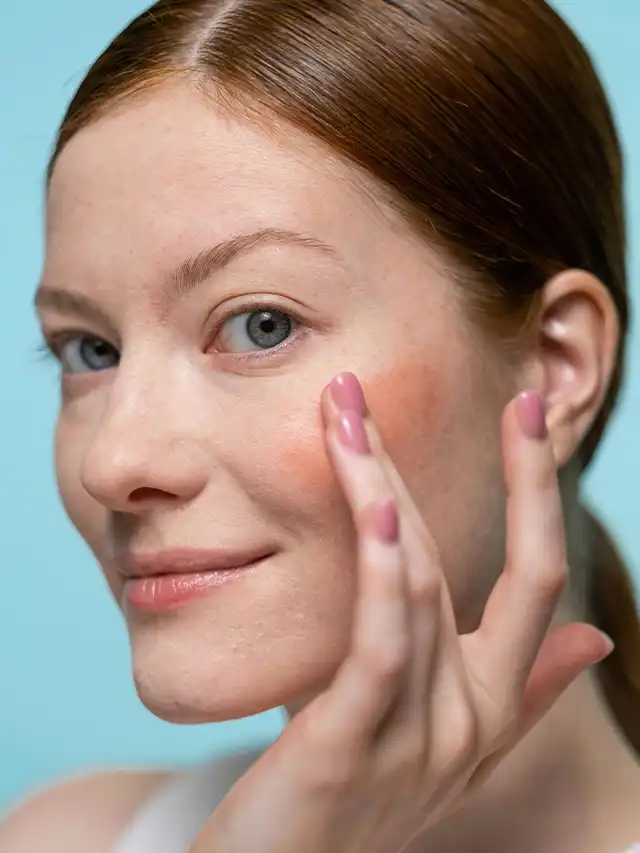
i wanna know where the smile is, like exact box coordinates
[118,547,275,612]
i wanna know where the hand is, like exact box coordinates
[191,373,613,853]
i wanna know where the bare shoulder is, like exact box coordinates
[0,768,172,853]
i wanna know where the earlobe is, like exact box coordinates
[534,270,619,467]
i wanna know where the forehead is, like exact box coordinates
[43,80,465,343]
[45,82,402,276]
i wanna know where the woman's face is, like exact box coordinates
[39,82,516,723]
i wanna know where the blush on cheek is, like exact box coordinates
[278,362,445,493]
[279,428,336,494]
[362,361,446,471]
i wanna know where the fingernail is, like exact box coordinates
[336,410,371,454]
[329,372,368,417]
[371,499,399,544]
[515,390,548,440]
[595,630,615,660]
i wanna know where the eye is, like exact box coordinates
[216,308,297,353]
[58,335,120,374]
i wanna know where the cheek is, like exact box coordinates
[364,361,448,475]
[55,417,82,521]
[366,362,507,628]
[268,362,448,498]
[273,394,337,497]
[55,416,109,563]
[278,430,334,495]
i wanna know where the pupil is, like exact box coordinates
[82,338,116,368]
[247,310,292,348]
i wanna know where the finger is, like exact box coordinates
[464,391,567,710]
[321,376,440,547]
[322,375,456,722]
[463,623,613,795]
[321,375,449,620]
[519,622,613,723]
[319,495,411,748]
[322,401,393,514]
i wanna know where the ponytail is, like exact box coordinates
[584,506,640,753]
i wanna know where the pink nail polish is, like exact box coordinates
[515,390,548,440]
[329,373,368,416]
[336,410,371,454]
[372,500,399,544]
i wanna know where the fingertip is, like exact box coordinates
[592,629,615,662]
[329,372,368,417]
[320,381,336,426]
[515,390,548,441]
[501,390,557,485]
[521,623,614,722]
[531,623,615,683]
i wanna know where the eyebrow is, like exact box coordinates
[35,227,341,320]
[168,227,341,297]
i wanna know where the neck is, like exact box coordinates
[412,668,640,853]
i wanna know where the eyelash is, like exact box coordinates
[36,338,63,364]
[37,299,310,369]
[209,298,309,362]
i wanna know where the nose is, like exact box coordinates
[81,398,208,514]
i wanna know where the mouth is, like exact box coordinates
[118,547,276,613]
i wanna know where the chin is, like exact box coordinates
[132,671,283,724]
[127,614,345,724]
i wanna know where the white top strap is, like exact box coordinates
[111,750,261,853]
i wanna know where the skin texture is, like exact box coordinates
[24,80,640,853]
[40,83,511,724]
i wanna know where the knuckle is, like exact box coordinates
[410,571,441,607]
[307,749,359,793]
[294,704,331,751]
[536,562,568,598]
[505,558,567,601]
[368,637,411,682]
[447,704,479,767]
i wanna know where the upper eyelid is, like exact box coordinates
[41,328,106,352]
[209,294,333,338]
[35,289,120,343]
[40,298,321,364]
[213,300,307,329]
[208,303,307,357]
[40,318,119,346]
[41,305,302,346]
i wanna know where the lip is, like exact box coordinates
[118,546,276,579]
[118,547,276,613]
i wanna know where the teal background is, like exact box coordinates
[0,0,638,814]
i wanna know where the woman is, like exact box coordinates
[3,0,640,851]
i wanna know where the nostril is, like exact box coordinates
[128,486,179,504]
[81,439,208,510]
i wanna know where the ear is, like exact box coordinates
[527,269,619,467]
